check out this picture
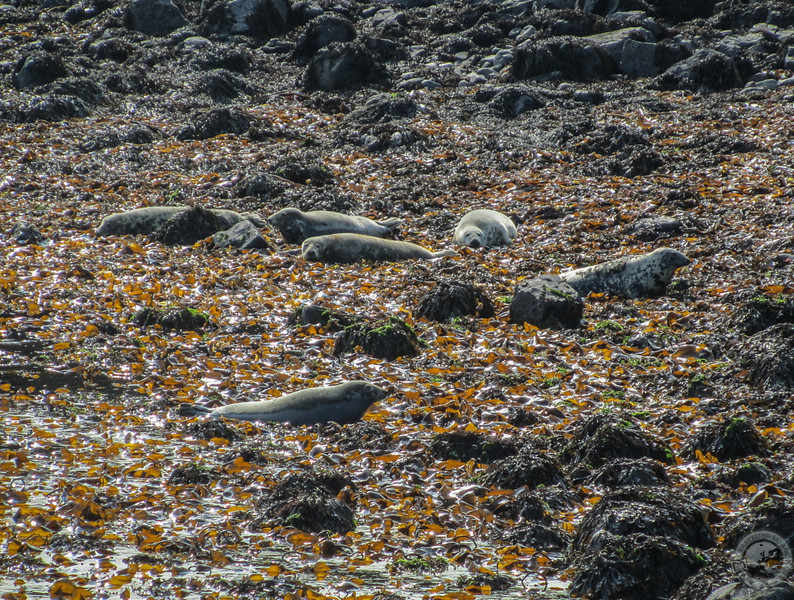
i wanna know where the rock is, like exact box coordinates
[414,280,495,322]
[175,107,251,140]
[513,37,616,82]
[200,0,292,39]
[293,15,355,56]
[125,0,187,36]
[288,304,359,330]
[333,316,423,360]
[685,415,769,461]
[9,222,44,245]
[477,85,546,118]
[12,53,68,89]
[303,41,383,91]
[705,582,794,600]
[132,306,212,331]
[626,215,682,241]
[583,27,655,63]
[508,274,584,330]
[212,220,270,250]
[654,49,744,92]
[430,431,517,463]
[739,323,794,388]
[588,457,671,489]
[149,205,238,245]
[480,450,568,490]
[731,291,794,335]
[620,38,661,77]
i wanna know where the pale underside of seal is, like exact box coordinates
[301,233,456,263]
[452,209,517,248]
[95,206,264,236]
[182,381,389,426]
[268,207,402,245]
[560,247,690,298]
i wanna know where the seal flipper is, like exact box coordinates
[179,403,212,417]
[378,218,403,233]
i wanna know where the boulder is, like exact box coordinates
[509,275,583,330]
[200,0,291,39]
[12,53,68,89]
[126,0,188,36]
[654,49,744,92]
[303,42,383,90]
[513,37,616,82]
[212,220,270,250]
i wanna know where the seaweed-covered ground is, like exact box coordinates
[1,1,794,599]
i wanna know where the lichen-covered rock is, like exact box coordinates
[414,281,494,322]
[333,316,423,360]
[509,274,583,330]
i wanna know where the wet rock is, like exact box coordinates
[654,49,745,92]
[12,53,68,89]
[185,418,242,442]
[168,463,218,485]
[626,215,682,241]
[504,522,570,551]
[303,41,383,91]
[480,449,567,490]
[175,107,251,140]
[212,220,271,250]
[131,306,212,331]
[193,69,256,102]
[739,323,794,388]
[717,461,772,488]
[475,85,546,118]
[85,37,137,62]
[236,172,287,199]
[414,281,495,322]
[457,573,515,592]
[9,222,44,245]
[572,487,716,554]
[560,413,675,468]
[508,274,584,330]
[513,37,616,82]
[333,316,423,360]
[569,532,706,600]
[294,15,355,57]
[288,304,359,331]
[485,492,550,522]
[430,431,518,463]
[731,292,794,335]
[200,0,292,39]
[344,94,418,125]
[573,122,664,176]
[188,43,252,73]
[149,205,232,245]
[125,0,187,36]
[588,457,671,489]
[48,77,105,107]
[316,421,394,452]
[684,415,769,461]
[272,152,333,185]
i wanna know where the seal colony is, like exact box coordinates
[301,233,456,263]
[180,381,388,425]
[452,209,517,248]
[560,247,690,298]
[268,207,402,245]
[95,206,263,236]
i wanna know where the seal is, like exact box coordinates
[268,207,402,245]
[452,209,517,248]
[179,381,389,425]
[560,247,690,298]
[301,233,456,263]
[96,206,264,237]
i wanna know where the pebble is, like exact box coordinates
[421,79,441,89]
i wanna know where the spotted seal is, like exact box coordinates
[301,233,456,263]
[180,381,389,425]
[95,206,264,237]
[560,247,690,298]
[268,207,402,245]
[452,209,517,248]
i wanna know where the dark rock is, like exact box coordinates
[588,457,671,489]
[704,582,794,600]
[126,0,187,36]
[131,306,212,331]
[86,38,136,62]
[504,522,570,551]
[294,15,355,56]
[414,281,495,322]
[333,316,423,361]
[344,94,418,125]
[513,37,616,82]
[176,107,251,140]
[185,418,241,441]
[12,53,68,89]
[288,304,359,331]
[684,415,769,461]
[212,220,270,250]
[476,85,545,118]
[430,431,518,463]
[188,44,252,73]
[303,42,384,91]
[652,0,716,22]
[626,215,682,241]
[316,421,394,452]
[718,461,772,488]
[48,77,105,106]
[485,493,551,522]
[570,532,706,600]
[560,413,675,468]
[571,487,716,554]
[236,172,287,199]
[508,275,584,330]
[731,292,794,335]
[654,49,744,93]
[272,153,332,185]
[168,463,218,485]
[11,95,91,122]
[480,450,567,490]
[200,0,292,39]
[533,8,601,37]
[739,323,794,388]
[149,205,232,245]
[192,69,256,102]
[10,223,44,245]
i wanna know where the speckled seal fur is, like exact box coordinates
[452,209,517,248]
[268,207,402,245]
[560,247,690,298]
[301,233,456,263]
[180,381,389,425]
[96,206,264,236]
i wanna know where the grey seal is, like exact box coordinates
[268,207,402,245]
[452,209,517,248]
[301,233,456,263]
[180,381,388,425]
[560,247,690,298]
[96,206,264,237]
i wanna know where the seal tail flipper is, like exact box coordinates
[379,218,403,232]
[431,249,458,259]
[178,403,212,417]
